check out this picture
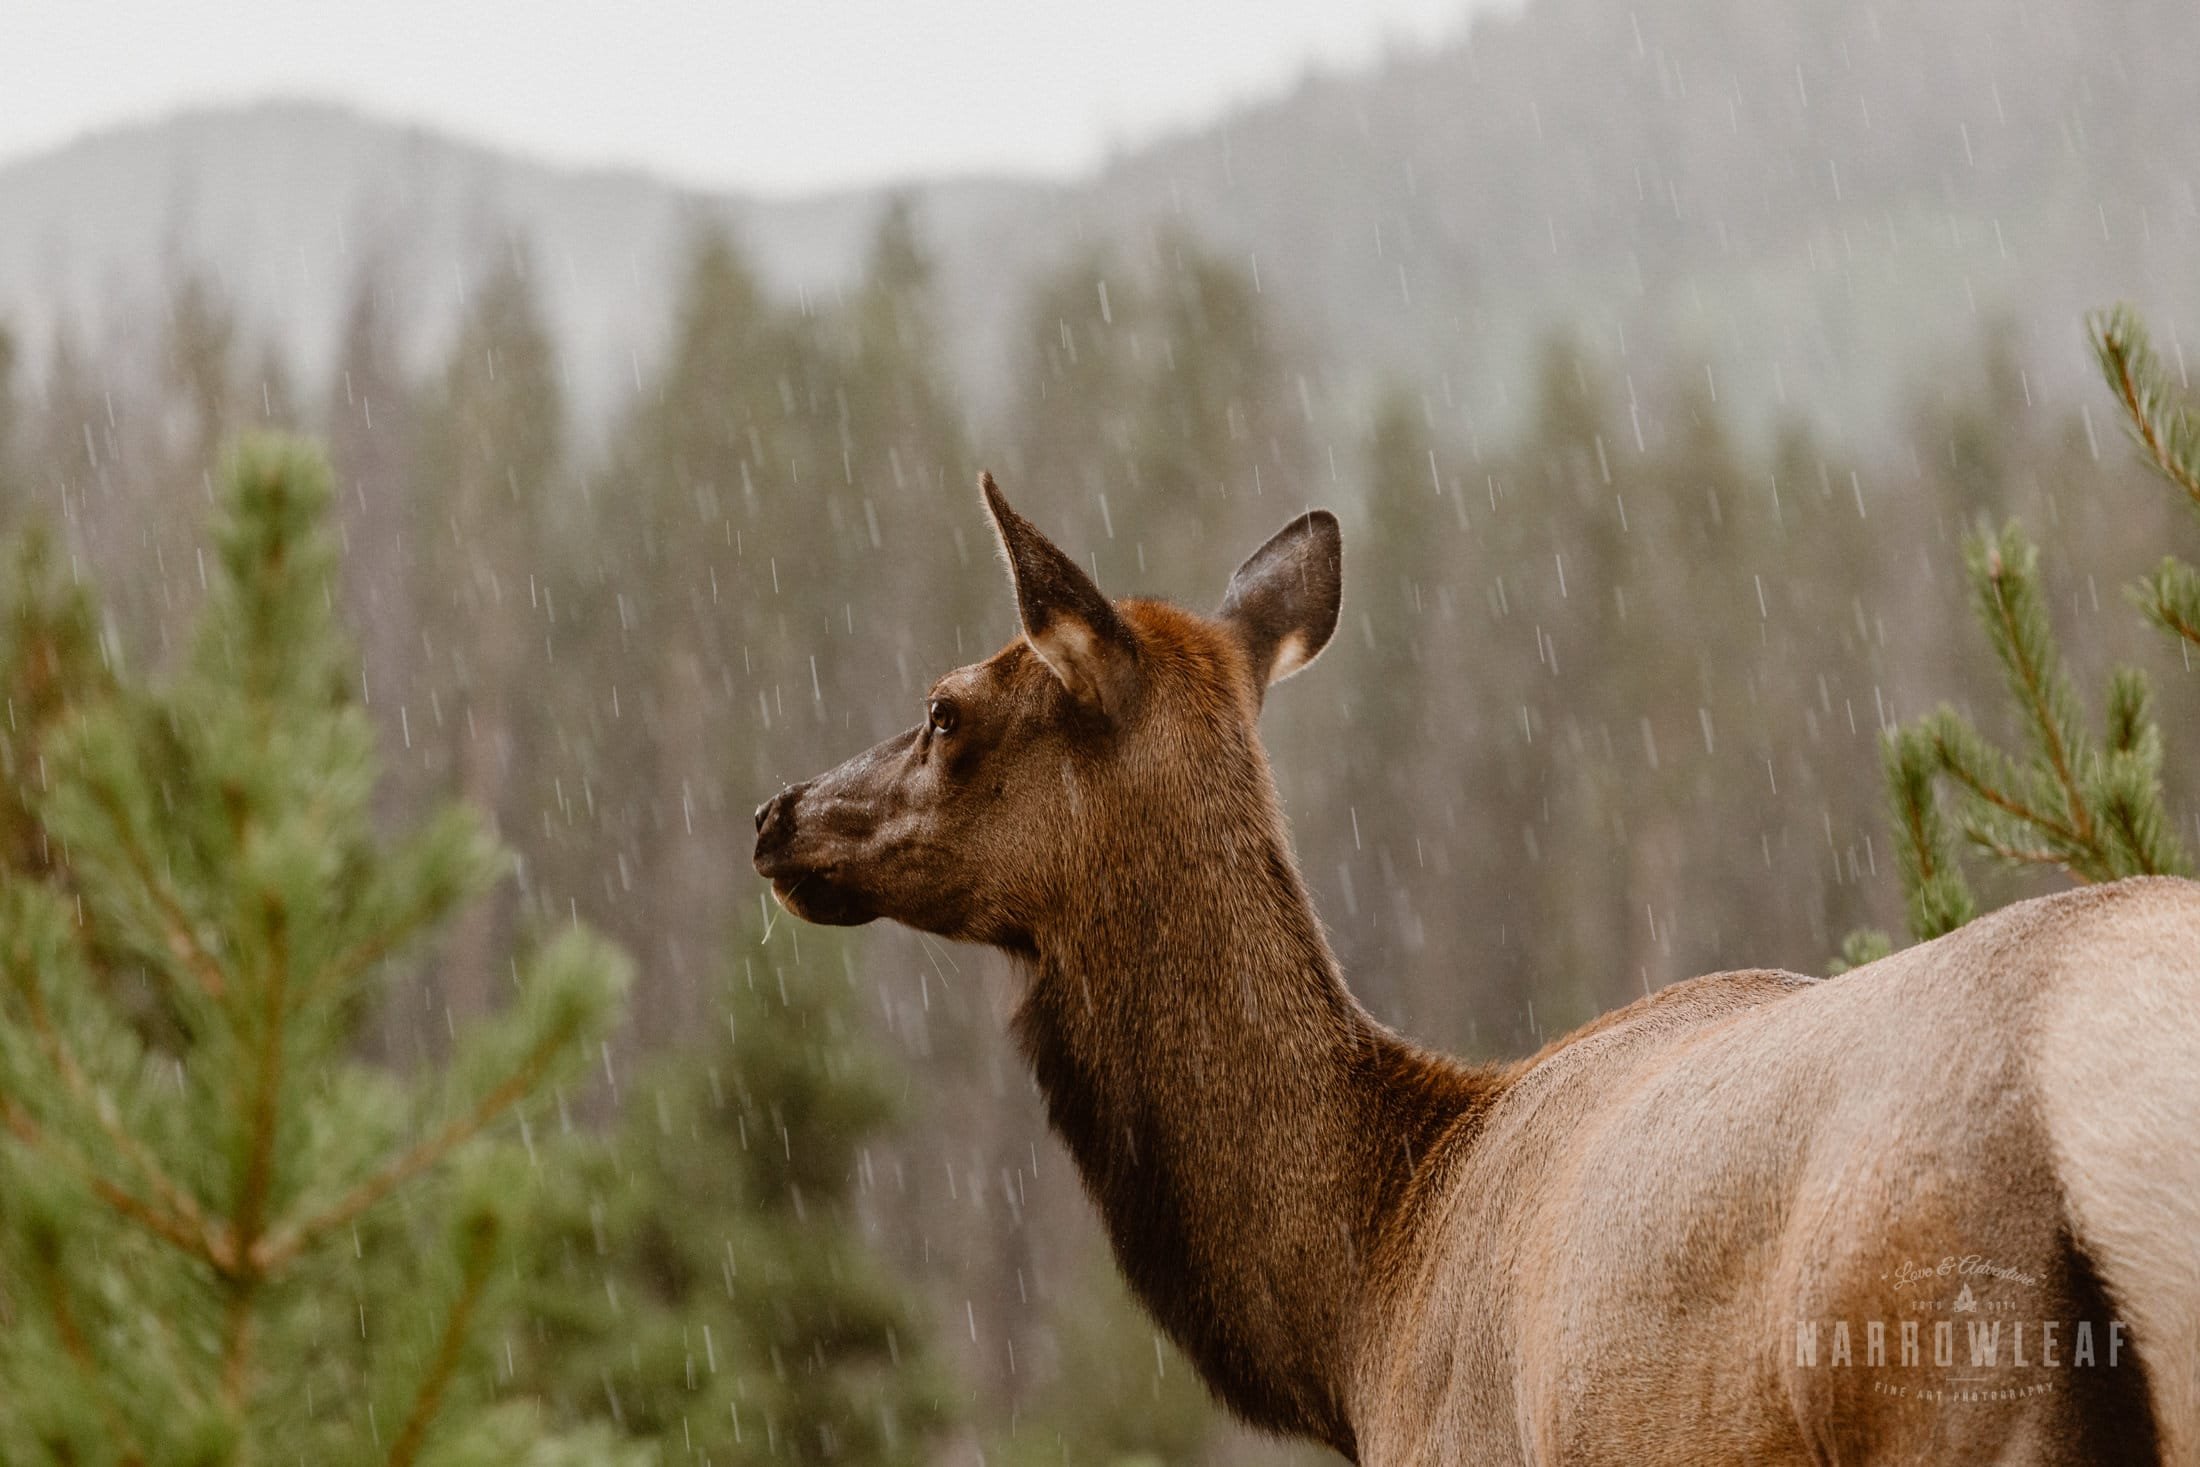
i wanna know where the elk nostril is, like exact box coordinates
[754,789,801,853]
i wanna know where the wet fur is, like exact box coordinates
[994,608,2199,1462]
[761,503,2200,1464]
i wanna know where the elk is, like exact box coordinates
[752,474,2200,1465]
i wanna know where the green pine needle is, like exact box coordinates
[2135,556,2200,651]
[1877,306,2200,946]
[0,438,634,1461]
[1882,726,1977,940]
[2092,304,2200,518]
[1966,523,2097,848]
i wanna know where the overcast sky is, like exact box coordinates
[3,1,1492,194]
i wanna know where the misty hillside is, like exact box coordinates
[1063,0,2200,435]
[3,0,2196,438]
[0,101,1052,419]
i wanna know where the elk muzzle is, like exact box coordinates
[750,778,883,927]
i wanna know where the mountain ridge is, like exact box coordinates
[0,97,1058,418]
[3,0,2195,442]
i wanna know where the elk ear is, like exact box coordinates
[1218,509,1342,694]
[982,473,1138,717]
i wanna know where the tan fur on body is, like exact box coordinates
[1363,878,2192,1464]
[754,479,2200,1464]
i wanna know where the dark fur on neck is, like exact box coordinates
[1011,776,1499,1456]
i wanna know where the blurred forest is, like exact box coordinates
[2,0,2199,1459]
[2,198,2195,1463]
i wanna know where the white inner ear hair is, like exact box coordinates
[1268,630,1310,684]
[1034,618,1108,700]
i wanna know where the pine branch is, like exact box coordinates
[29,1225,150,1466]
[1964,833,2072,869]
[1953,794,2095,878]
[1881,427,2195,922]
[1883,726,1977,940]
[250,1011,578,1276]
[217,891,296,1412]
[2087,713,2193,879]
[21,997,230,1269]
[1970,526,2096,850]
[218,1294,255,1415]
[80,771,229,1000]
[309,806,504,1008]
[2135,557,2200,652]
[37,1254,94,1374]
[2097,770,2191,877]
[231,893,292,1261]
[2093,304,2200,517]
[1829,928,1894,974]
[92,1183,223,1273]
[1,906,234,1270]
[1,1098,225,1272]
[384,1210,501,1467]
[2104,666,2150,754]
[1919,708,2082,852]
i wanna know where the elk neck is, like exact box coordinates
[1009,746,1499,1455]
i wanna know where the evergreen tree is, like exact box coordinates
[840,200,969,507]
[1490,333,1642,1031]
[2095,305,2200,659]
[512,916,950,1465]
[1907,316,2032,522]
[130,273,256,647]
[0,436,632,1464]
[0,323,21,520]
[1756,415,1898,964]
[834,200,980,678]
[1127,229,1313,596]
[1010,231,1312,597]
[413,251,569,1028]
[1335,389,1457,1027]
[163,273,245,478]
[1008,246,1152,589]
[246,342,302,433]
[1638,364,1792,973]
[0,528,115,878]
[324,257,420,749]
[323,261,429,1062]
[586,225,813,1042]
[1873,305,2198,945]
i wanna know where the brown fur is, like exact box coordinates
[754,483,2200,1464]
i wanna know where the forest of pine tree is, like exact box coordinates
[0,439,629,1461]
[1864,306,2200,954]
[0,188,2191,1463]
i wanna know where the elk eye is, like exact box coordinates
[927,698,960,736]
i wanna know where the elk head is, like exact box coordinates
[751,474,1342,949]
